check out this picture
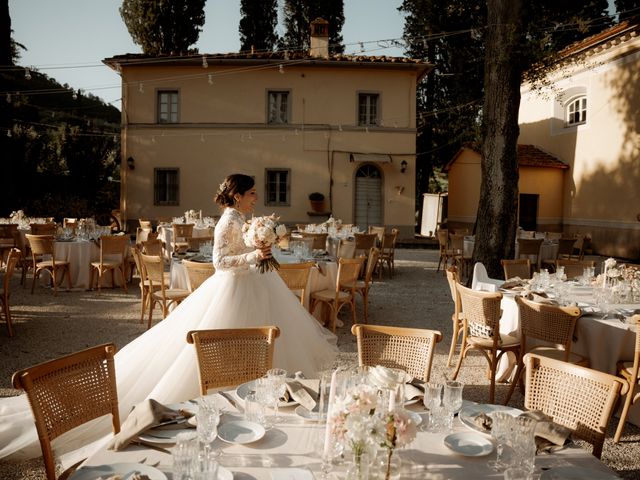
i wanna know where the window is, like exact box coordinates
[358,93,379,126]
[267,91,289,124]
[566,96,587,126]
[157,90,179,123]
[265,169,290,206]
[154,168,179,205]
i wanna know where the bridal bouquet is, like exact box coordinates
[243,214,287,273]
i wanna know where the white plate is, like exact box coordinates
[458,404,523,434]
[70,463,166,480]
[218,465,234,480]
[540,466,619,479]
[137,402,197,444]
[218,420,265,444]
[294,405,326,422]
[443,432,494,457]
[236,380,298,408]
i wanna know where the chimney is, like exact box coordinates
[309,18,329,59]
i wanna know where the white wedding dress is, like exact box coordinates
[0,207,338,464]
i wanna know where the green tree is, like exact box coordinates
[120,0,205,55]
[615,0,640,21]
[0,0,10,65]
[239,0,278,52]
[280,0,344,54]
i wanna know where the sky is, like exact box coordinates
[9,0,408,111]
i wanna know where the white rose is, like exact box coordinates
[276,224,287,237]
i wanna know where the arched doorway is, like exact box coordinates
[354,164,383,230]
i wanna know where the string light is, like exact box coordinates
[208,74,213,85]
[6,93,10,103]
[202,55,208,68]
[278,64,284,74]
[24,68,31,80]
[138,83,144,93]
[6,129,11,137]
[338,124,343,132]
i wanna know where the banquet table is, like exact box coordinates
[75,386,620,479]
[464,237,559,271]
[157,224,214,260]
[495,282,640,425]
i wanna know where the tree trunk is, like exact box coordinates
[0,0,11,66]
[474,0,523,279]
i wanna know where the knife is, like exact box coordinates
[219,390,244,413]
[133,439,172,455]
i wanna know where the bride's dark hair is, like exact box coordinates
[214,174,255,207]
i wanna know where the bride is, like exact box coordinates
[0,173,338,464]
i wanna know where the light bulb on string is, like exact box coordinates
[24,68,31,80]
[202,55,208,68]
[359,42,365,52]
[138,82,144,93]
[365,127,369,134]
[72,91,78,100]
[208,74,213,85]
[200,134,205,142]
[247,132,252,140]
[7,129,12,138]
[151,135,156,144]
[6,93,10,103]
[278,64,284,74]
[338,124,343,132]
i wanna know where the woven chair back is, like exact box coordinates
[436,229,449,251]
[182,259,215,291]
[517,237,544,256]
[354,233,377,250]
[456,282,503,339]
[187,327,280,394]
[277,261,314,296]
[449,233,465,252]
[139,219,153,230]
[172,223,195,241]
[29,223,57,236]
[139,252,166,288]
[25,234,55,258]
[556,259,596,280]
[445,266,461,311]
[351,324,442,382]
[99,234,128,259]
[337,257,364,291]
[524,353,624,458]
[135,227,156,245]
[557,237,577,257]
[363,247,380,284]
[301,232,328,250]
[11,344,120,480]
[501,258,531,280]
[0,224,18,244]
[140,239,164,256]
[516,296,580,355]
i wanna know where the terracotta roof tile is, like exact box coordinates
[517,144,568,169]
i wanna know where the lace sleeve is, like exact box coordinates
[212,210,259,270]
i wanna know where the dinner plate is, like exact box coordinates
[236,380,298,408]
[217,420,265,444]
[458,404,523,434]
[218,465,234,480]
[70,462,166,480]
[443,432,494,457]
[540,466,619,479]
[294,405,326,422]
[137,402,197,444]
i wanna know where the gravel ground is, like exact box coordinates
[1,249,639,479]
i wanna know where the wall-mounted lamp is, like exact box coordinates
[400,160,408,173]
[127,156,135,170]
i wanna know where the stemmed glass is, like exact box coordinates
[267,368,288,424]
[196,396,220,461]
[421,382,443,432]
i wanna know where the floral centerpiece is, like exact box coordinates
[243,214,287,273]
[327,366,417,480]
[184,209,200,224]
[9,210,28,228]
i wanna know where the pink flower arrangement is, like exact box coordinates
[243,214,287,273]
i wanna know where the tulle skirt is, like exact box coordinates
[0,268,338,462]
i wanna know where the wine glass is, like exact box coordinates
[421,382,442,432]
[196,396,220,460]
[267,368,288,424]
[442,381,464,433]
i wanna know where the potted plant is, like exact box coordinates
[308,192,326,212]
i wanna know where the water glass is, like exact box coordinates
[267,368,288,423]
[254,377,275,429]
[196,396,220,459]
[172,431,198,480]
[488,412,517,472]
[443,381,464,414]
[245,392,266,426]
[422,382,443,432]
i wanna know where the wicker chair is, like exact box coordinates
[301,232,328,250]
[354,233,377,258]
[614,315,640,442]
[182,259,215,292]
[186,326,280,394]
[436,229,452,273]
[310,256,364,332]
[139,252,190,329]
[29,223,57,236]
[0,224,18,269]
[350,247,380,323]
[445,266,464,367]
[500,258,531,280]
[25,234,72,295]
[541,237,578,272]
[140,238,164,257]
[89,235,129,293]
[1,248,20,337]
[130,247,170,324]
[516,237,544,271]
[62,218,77,233]
[351,324,442,382]
[135,226,156,245]
[138,219,153,230]
[377,228,399,279]
[524,353,625,459]
[367,225,386,244]
[452,283,520,404]
[276,261,315,306]
[504,295,586,404]
[171,223,195,255]
[555,259,596,280]
[11,343,120,480]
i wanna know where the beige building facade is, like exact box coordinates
[104,37,430,237]
[518,22,640,259]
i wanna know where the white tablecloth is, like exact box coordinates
[465,237,559,270]
[77,387,619,479]
[157,225,214,259]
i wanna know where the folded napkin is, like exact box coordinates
[502,277,525,289]
[519,410,572,454]
[107,399,191,451]
[281,380,317,412]
[472,412,493,432]
[404,378,425,402]
[527,292,558,305]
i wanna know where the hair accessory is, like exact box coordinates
[218,181,226,193]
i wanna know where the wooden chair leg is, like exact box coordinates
[614,384,637,442]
